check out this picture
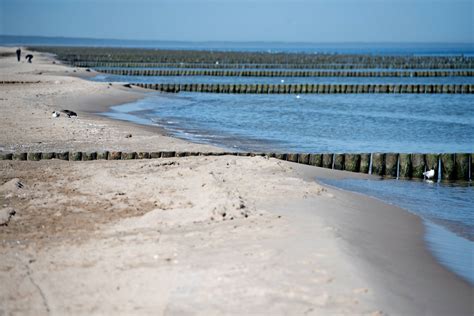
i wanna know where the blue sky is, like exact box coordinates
[0,0,472,43]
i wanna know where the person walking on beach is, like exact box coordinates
[25,54,33,63]
[16,48,21,62]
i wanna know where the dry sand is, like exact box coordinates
[0,47,472,315]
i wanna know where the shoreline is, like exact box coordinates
[1,46,472,315]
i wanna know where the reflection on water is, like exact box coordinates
[320,178,474,285]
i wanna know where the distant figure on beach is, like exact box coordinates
[25,54,33,63]
[16,48,21,62]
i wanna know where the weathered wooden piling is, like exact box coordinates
[322,154,333,169]
[333,154,345,170]
[26,152,41,161]
[161,151,176,158]
[121,152,137,160]
[97,151,109,159]
[55,152,69,160]
[440,154,455,180]
[41,152,55,160]
[109,151,122,160]
[384,153,398,177]
[274,153,287,160]
[455,153,470,180]
[308,154,322,167]
[298,153,310,164]
[411,154,426,178]
[149,152,162,158]
[12,152,27,161]
[471,154,474,181]
[359,154,370,173]
[344,154,360,172]
[82,152,97,161]
[137,152,151,159]
[68,152,82,161]
[399,154,412,178]
[286,153,299,163]
[0,153,13,160]
[371,153,385,175]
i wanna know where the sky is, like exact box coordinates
[0,0,472,43]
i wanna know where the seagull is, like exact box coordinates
[296,95,301,99]
[281,79,285,83]
[423,169,435,179]
[52,111,60,118]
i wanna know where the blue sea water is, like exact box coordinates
[102,91,474,284]
[103,93,474,153]
[1,35,474,56]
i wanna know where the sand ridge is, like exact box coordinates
[0,157,383,315]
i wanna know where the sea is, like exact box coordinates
[3,35,473,284]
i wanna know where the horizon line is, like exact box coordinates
[1,34,473,46]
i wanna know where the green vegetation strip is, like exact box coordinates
[1,151,472,181]
[99,69,473,77]
[133,83,473,94]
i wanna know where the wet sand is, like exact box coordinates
[0,47,472,315]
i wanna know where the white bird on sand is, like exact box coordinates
[51,111,60,118]
[423,169,435,179]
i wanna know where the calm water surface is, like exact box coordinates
[104,93,474,153]
[102,91,474,284]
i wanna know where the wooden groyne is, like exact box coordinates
[0,81,41,85]
[31,46,473,69]
[100,69,474,77]
[1,151,472,181]
[132,83,474,94]
[70,61,474,70]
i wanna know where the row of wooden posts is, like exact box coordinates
[0,81,41,85]
[71,61,474,70]
[1,151,472,181]
[132,83,474,94]
[100,69,474,77]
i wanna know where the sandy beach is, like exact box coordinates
[0,47,472,315]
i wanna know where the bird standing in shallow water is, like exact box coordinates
[423,169,435,179]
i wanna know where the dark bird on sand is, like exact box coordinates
[61,110,77,118]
